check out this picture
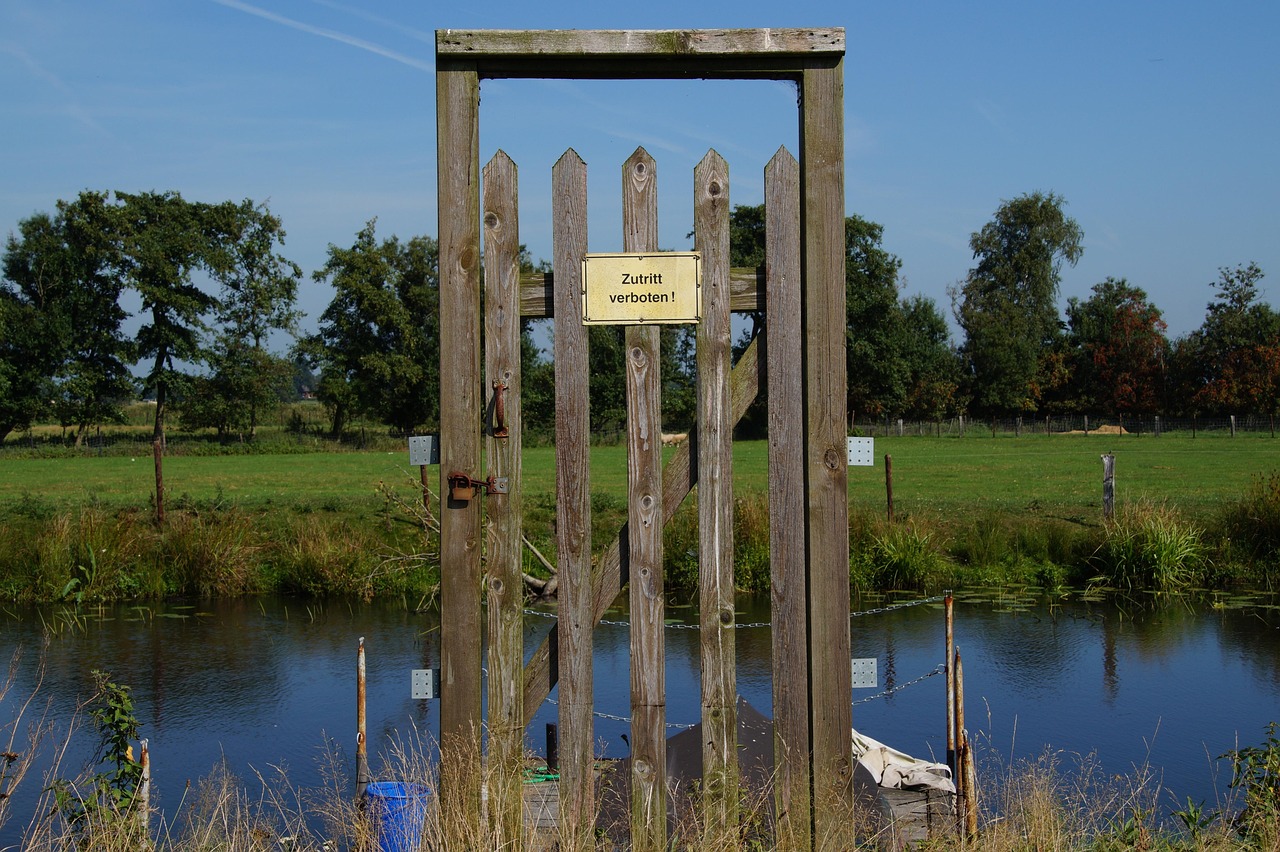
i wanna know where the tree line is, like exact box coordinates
[2,189,1277,446]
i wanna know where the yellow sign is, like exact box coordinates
[581,252,701,325]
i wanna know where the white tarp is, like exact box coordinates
[852,728,956,794]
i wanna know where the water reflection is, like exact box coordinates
[1,593,1277,844]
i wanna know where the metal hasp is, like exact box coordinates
[851,658,878,689]
[408,434,440,466]
[847,436,874,466]
[446,472,509,503]
[412,668,438,700]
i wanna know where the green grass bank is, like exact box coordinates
[1,434,1277,602]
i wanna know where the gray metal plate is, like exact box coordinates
[847,436,874,467]
[851,657,878,689]
[411,668,438,700]
[408,435,439,466]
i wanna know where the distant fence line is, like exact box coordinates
[854,414,1278,439]
[4,411,1277,456]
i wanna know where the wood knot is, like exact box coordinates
[708,180,722,197]
[484,212,498,228]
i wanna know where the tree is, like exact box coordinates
[1175,263,1280,416]
[192,201,301,439]
[722,204,960,431]
[899,295,961,421]
[1,193,133,445]
[953,191,1083,416]
[111,191,244,447]
[305,220,440,437]
[1063,278,1169,416]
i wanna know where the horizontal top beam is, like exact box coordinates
[436,28,844,79]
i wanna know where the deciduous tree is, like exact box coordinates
[305,220,440,437]
[1064,278,1168,416]
[953,191,1083,416]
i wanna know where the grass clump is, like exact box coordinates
[1089,504,1207,593]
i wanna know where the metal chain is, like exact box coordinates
[524,593,944,632]
[851,664,946,707]
[850,594,947,620]
[542,696,695,730]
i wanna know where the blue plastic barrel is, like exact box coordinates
[365,781,430,852]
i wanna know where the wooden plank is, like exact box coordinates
[693,149,738,839]
[765,146,811,852]
[622,147,666,852]
[437,29,844,80]
[521,335,760,719]
[436,57,483,819]
[482,150,523,848]
[800,61,853,846]
[519,266,762,318]
[551,149,595,851]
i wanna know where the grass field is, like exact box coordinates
[1,433,1275,602]
[1,434,1272,521]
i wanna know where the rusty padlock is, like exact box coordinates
[447,472,476,502]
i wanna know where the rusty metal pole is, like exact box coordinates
[356,637,369,800]
[945,594,955,781]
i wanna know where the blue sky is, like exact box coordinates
[3,1,1277,343]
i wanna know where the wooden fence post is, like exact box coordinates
[695,149,738,840]
[623,147,667,852]
[552,149,595,850]
[482,150,524,847]
[766,148,811,851]
[1102,453,1116,521]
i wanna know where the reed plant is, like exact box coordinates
[1089,503,1208,593]
[1216,471,1280,581]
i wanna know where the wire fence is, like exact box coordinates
[524,593,947,729]
[857,413,1278,439]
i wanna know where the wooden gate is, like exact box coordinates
[437,29,851,850]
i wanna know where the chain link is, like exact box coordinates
[850,594,947,620]
[851,664,946,706]
[525,593,945,632]
[542,696,695,730]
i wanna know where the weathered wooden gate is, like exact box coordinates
[436,29,851,850]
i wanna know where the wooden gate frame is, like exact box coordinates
[436,28,851,846]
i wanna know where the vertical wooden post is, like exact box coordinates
[138,738,150,832]
[954,647,966,835]
[483,150,525,848]
[436,56,483,819]
[695,149,738,839]
[1231,414,1237,438]
[623,147,666,852]
[552,148,595,851]
[800,62,853,844]
[884,454,894,524]
[1102,453,1115,521]
[766,148,810,851]
[419,464,433,529]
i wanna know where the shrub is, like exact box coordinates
[1217,470,1280,578]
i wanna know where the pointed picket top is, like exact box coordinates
[623,148,658,253]
[555,147,586,170]
[767,145,799,176]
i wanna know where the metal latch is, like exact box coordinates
[446,472,510,503]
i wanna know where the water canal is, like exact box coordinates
[1,591,1277,844]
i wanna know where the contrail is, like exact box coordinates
[211,0,432,73]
